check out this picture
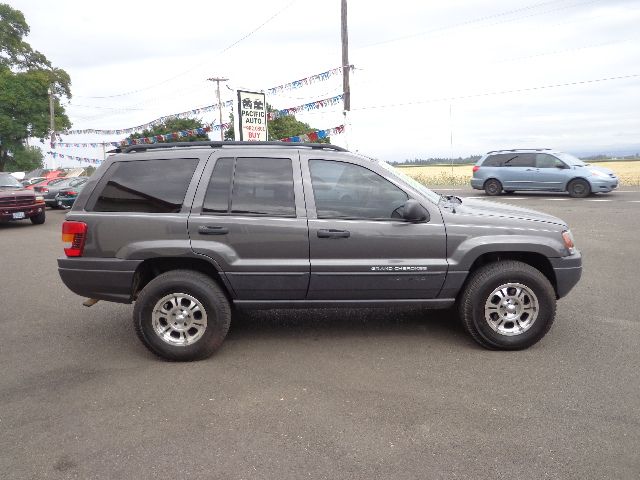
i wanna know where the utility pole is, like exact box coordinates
[48,86,56,169]
[207,77,228,141]
[341,0,351,148]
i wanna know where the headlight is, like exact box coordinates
[590,169,609,178]
[562,230,576,255]
[35,195,44,202]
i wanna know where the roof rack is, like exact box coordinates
[486,148,552,154]
[120,141,347,154]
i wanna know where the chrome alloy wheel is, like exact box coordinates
[484,283,538,336]
[151,293,208,346]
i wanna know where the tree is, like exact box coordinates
[0,3,71,171]
[126,118,209,144]
[3,145,43,171]
[224,105,331,143]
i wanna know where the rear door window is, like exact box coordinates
[90,158,198,213]
[202,157,296,217]
[503,153,535,168]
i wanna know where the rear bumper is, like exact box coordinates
[58,257,142,303]
[470,178,484,190]
[550,252,582,298]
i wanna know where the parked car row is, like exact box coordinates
[35,176,88,208]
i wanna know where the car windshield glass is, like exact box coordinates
[373,159,441,204]
[0,174,22,187]
[555,152,586,166]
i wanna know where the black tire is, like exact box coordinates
[484,179,503,196]
[458,261,556,350]
[567,179,590,198]
[133,270,231,361]
[30,210,46,224]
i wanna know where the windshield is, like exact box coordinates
[0,174,22,187]
[555,152,586,166]
[374,159,441,204]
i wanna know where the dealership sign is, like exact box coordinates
[237,90,267,141]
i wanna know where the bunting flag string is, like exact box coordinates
[268,94,343,120]
[58,66,352,136]
[55,141,119,148]
[60,101,234,136]
[47,151,102,164]
[279,125,345,143]
[55,95,342,147]
[267,66,352,95]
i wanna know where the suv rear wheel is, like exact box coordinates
[567,179,590,198]
[484,179,502,196]
[133,270,231,361]
[458,261,556,350]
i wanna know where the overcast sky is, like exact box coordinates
[10,0,640,167]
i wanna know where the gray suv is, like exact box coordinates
[471,149,618,197]
[58,142,582,360]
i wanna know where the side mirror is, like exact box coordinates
[402,199,429,223]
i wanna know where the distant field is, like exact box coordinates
[398,160,640,187]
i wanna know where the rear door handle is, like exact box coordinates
[198,225,229,235]
[317,229,350,239]
[525,168,538,171]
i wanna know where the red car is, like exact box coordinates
[0,173,46,224]
[25,171,67,190]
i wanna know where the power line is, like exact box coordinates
[354,0,600,49]
[75,0,297,99]
[352,73,640,111]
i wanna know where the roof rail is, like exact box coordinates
[486,148,552,154]
[121,141,347,154]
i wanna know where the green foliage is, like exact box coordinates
[127,118,209,143]
[83,165,96,176]
[4,145,43,171]
[268,114,329,143]
[0,3,71,171]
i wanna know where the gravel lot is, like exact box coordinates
[1,188,639,480]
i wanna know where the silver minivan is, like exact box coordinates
[470,149,618,197]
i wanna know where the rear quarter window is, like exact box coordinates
[88,158,198,213]
[482,155,503,167]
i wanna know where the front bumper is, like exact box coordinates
[589,178,618,193]
[550,251,582,298]
[0,203,45,221]
[58,257,142,303]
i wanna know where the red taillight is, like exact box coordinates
[62,221,87,257]
[472,166,480,173]
[62,190,77,196]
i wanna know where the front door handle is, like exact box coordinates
[317,229,350,239]
[198,225,229,235]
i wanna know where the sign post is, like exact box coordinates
[237,90,267,141]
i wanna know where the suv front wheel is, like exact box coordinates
[458,261,556,350]
[133,270,231,361]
